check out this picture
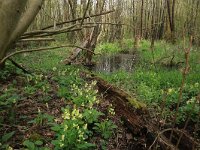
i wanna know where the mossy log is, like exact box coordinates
[86,73,198,149]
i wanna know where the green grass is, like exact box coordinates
[95,42,121,54]
[98,39,200,123]
[0,41,117,149]
[14,44,72,73]
[95,39,134,55]
[2,38,200,125]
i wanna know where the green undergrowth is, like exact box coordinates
[95,39,134,55]
[0,58,117,149]
[98,39,200,124]
[0,38,199,148]
[139,40,200,66]
[13,42,74,73]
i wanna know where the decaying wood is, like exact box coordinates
[89,74,173,149]
[86,73,198,149]
[86,74,145,133]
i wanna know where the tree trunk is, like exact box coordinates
[0,0,43,65]
[140,0,144,38]
[166,0,176,43]
[85,0,106,65]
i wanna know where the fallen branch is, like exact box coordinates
[21,24,77,39]
[82,22,125,26]
[21,22,120,40]
[20,25,96,39]
[84,73,198,149]
[89,74,146,132]
[42,10,115,30]
[0,45,95,64]
[149,128,177,150]
[18,37,55,42]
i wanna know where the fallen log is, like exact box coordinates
[88,74,165,147]
[85,73,198,149]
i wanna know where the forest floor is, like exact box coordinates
[0,65,139,149]
[0,45,142,149]
[0,39,200,149]
[96,39,200,149]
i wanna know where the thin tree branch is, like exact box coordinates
[20,24,98,39]
[41,10,115,30]
[0,45,96,64]
[80,0,91,26]
[18,38,55,42]
[21,24,77,38]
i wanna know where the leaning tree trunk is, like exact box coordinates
[85,0,105,65]
[0,0,43,68]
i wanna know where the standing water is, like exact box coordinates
[92,52,137,73]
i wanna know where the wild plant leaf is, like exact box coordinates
[51,125,61,132]
[77,142,96,149]
[35,140,43,146]
[23,140,35,150]
[1,131,15,143]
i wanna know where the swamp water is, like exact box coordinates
[91,52,137,73]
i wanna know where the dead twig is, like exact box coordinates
[148,128,175,150]
[149,128,199,150]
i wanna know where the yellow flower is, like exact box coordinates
[62,109,70,119]
[60,143,64,147]
[64,125,68,131]
[167,88,173,94]
[195,82,199,87]
[52,67,57,71]
[61,71,66,76]
[61,135,65,141]
[83,124,87,130]
[161,89,164,94]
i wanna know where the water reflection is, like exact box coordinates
[93,53,136,73]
